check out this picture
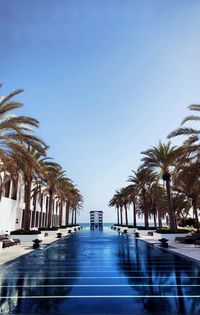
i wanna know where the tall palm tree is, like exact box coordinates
[57,177,75,226]
[109,190,125,225]
[123,185,138,227]
[140,141,180,230]
[168,104,200,157]
[70,188,83,226]
[109,194,120,225]
[173,161,200,232]
[10,143,48,230]
[42,162,66,228]
[128,168,157,227]
[0,88,41,153]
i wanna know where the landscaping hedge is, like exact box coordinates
[156,228,190,234]
[38,226,58,231]
[10,229,41,235]
[137,226,157,230]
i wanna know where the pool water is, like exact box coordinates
[0,227,200,314]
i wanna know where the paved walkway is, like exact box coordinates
[0,231,77,266]
[114,226,200,263]
[132,233,200,263]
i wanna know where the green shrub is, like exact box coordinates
[156,228,190,234]
[38,226,58,231]
[137,226,157,230]
[10,229,41,235]
[179,218,196,227]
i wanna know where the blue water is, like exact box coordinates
[0,227,200,314]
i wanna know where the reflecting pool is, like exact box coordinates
[0,228,200,314]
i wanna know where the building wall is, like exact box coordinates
[0,176,24,234]
[0,175,67,234]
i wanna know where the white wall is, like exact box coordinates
[0,175,69,234]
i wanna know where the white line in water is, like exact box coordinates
[1,284,200,288]
[4,270,199,273]
[17,266,195,269]
[0,295,200,299]
[2,276,200,279]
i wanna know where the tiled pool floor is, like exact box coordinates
[0,228,200,314]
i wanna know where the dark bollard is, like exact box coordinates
[32,239,42,249]
[158,238,169,248]
[123,229,128,234]
[68,229,71,234]
[134,232,140,238]
[57,232,62,239]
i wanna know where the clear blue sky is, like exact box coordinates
[1,0,200,222]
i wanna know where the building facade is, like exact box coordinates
[0,175,72,234]
[90,211,103,229]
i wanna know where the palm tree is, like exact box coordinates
[0,87,41,154]
[123,185,138,227]
[109,194,120,225]
[70,188,83,226]
[56,177,72,227]
[173,161,200,232]
[168,104,200,157]
[140,141,180,230]
[109,190,125,226]
[10,143,48,230]
[128,168,157,227]
[56,178,83,227]
[0,86,83,231]
[42,161,66,228]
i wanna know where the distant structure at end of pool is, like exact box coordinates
[90,211,103,230]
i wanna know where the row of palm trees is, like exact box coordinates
[109,104,200,232]
[0,85,83,231]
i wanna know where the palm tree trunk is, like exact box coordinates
[133,201,137,227]
[65,201,69,226]
[142,189,149,228]
[124,204,128,226]
[192,198,200,233]
[74,207,77,225]
[39,193,43,227]
[32,191,37,228]
[59,201,63,227]
[153,206,157,228]
[71,208,74,226]
[165,179,175,230]
[24,180,32,230]
[47,190,54,228]
[158,210,162,228]
[117,207,120,225]
[120,206,123,225]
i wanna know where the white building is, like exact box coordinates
[0,175,70,234]
[90,211,103,229]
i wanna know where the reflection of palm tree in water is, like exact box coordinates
[116,237,181,314]
[175,267,185,314]
[32,238,80,314]
[117,236,200,314]
[0,236,80,314]
[0,269,25,313]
